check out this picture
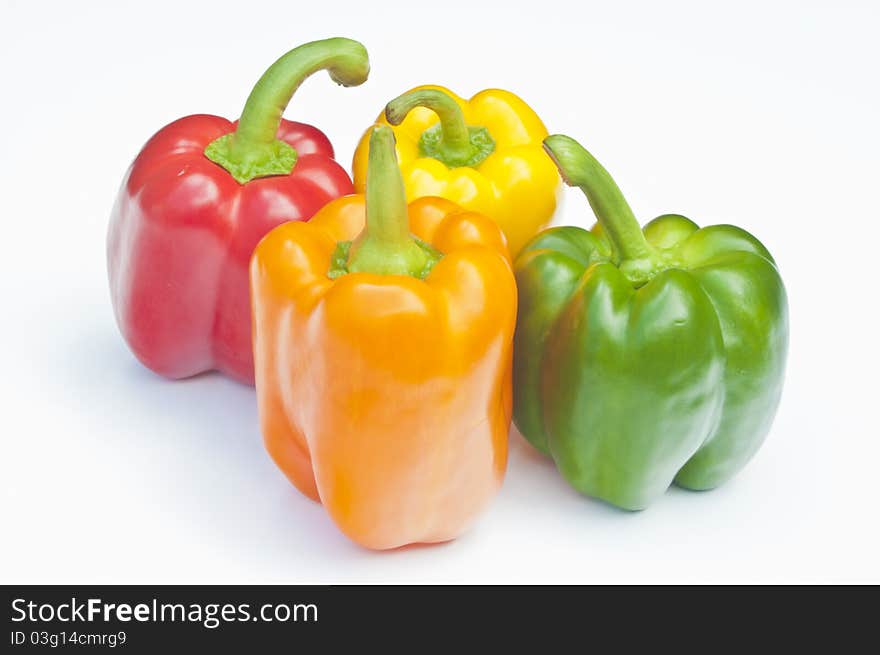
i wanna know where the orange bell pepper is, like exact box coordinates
[250,125,517,549]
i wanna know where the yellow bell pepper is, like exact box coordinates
[352,85,561,256]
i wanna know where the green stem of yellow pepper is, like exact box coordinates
[385,89,495,168]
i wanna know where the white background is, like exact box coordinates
[1,0,878,583]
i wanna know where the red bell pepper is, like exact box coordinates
[107,38,369,384]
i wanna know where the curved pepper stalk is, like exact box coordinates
[206,37,369,184]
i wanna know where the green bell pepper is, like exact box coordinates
[513,134,789,510]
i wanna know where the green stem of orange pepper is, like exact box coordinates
[346,126,441,278]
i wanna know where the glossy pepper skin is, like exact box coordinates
[514,135,788,510]
[352,85,560,256]
[252,126,517,549]
[108,38,369,384]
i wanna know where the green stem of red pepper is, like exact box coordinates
[343,126,441,278]
[205,37,369,184]
[543,134,664,286]
[385,89,495,168]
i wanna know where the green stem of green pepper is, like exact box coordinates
[345,126,442,278]
[204,37,369,184]
[543,134,662,286]
[385,89,495,168]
